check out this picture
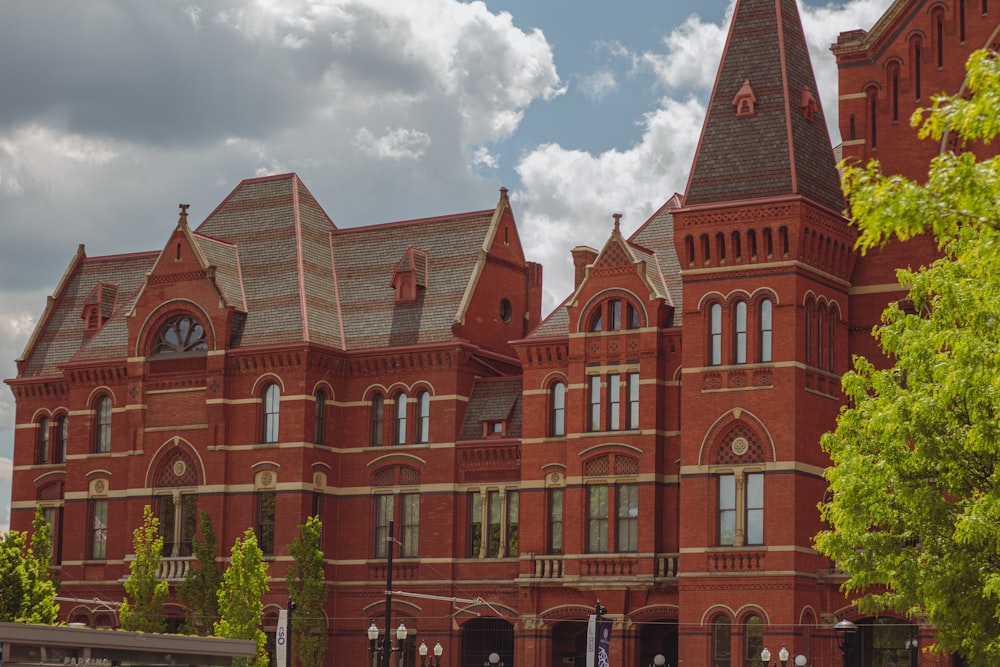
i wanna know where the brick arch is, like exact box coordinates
[36,480,63,501]
[698,409,775,466]
[540,604,597,623]
[371,463,422,487]
[628,604,679,623]
[735,604,771,625]
[723,289,752,307]
[699,605,736,626]
[136,299,216,357]
[577,288,647,332]
[145,437,205,488]
[748,287,779,307]
[697,290,726,311]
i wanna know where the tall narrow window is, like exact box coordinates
[734,301,747,364]
[506,490,519,556]
[718,475,736,546]
[54,415,68,464]
[587,486,609,553]
[416,391,430,443]
[960,0,966,42]
[616,484,638,552]
[608,374,621,431]
[37,417,50,465]
[913,38,922,100]
[712,616,732,667]
[626,372,640,429]
[89,498,108,560]
[158,493,198,557]
[748,230,757,259]
[627,303,640,329]
[889,62,900,122]
[936,12,944,68]
[828,309,836,371]
[469,491,483,556]
[701,234,711,263]
[805,303,813,366]
[262,383,280,444]
[399,493,419,558]
[685,236,695,265]
[94,396,112,453]
[744,616,764,667]
[256,491,276,555]
[716,232,726,262]
[488,490,503,556]
[550,382,566,437]
[548,488,563,555]
[817,305,826,371]
[588,376,602,431]
[370,394,384,446]
[374,494,393,558]
[759,299,773,363]
[42,505,62,565]
[609,300,622,331]
[746,473,764,545]
[394,392,408,445]
[868,86,878,149]
[731,232,742,260]
[314,390,327,445]
[589,309,603,332]
[763,229,773,258]
[709,303,723,366]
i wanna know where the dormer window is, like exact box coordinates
[484,420,506,437]
[733,80,757,118]
[154,315,207,354]
[81,280,119,333]
[392,248,428,304]
[801,86,818,122]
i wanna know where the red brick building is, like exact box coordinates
[6,1,996,666]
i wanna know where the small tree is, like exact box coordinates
[179,511,222,635]
[23,506,59,624]
[119,505,169,633]
[0,531,30,622]
[287,516,327,667]
[215,528,270,667]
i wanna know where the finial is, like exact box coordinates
[179,203,190,225]
[612,213,622,233]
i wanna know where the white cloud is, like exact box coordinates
[472,146,498,170]
[579,70,618,102]
[642,10,732,92]
[355,127,432,161]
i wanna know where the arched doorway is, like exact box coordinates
[461,617,514,667]
[848,617,917,667]
[639,619,678,667]
[550,619,587,667]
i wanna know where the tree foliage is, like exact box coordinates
[215,528,270,667]
[287,516,327,667]
[179,511,222,635]
[0,507,59,623]
[817,50,1000,662]
[119,505,169,633]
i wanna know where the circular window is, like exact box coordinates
[154,315,207,354]
[499,298,512,323]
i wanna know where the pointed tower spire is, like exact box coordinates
[684,0,843,213]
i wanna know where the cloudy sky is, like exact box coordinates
[0,0,895,532]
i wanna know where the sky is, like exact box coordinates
[0,0,896,533]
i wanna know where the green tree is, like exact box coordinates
[215,528,270,667]
[179,511,222,635]
[287,516,327,667]
[0,530,30,622]
[0,509,59,624]
[119,505,169,633]
[817,49,1000,662]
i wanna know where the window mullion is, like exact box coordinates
[734,472,746,547]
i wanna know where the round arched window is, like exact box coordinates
[154,315,207,354]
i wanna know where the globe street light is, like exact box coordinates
[419,641,444,667]
[833,619,858,667]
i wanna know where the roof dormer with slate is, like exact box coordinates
[392,248,428,304]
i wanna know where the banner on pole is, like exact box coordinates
[597,617,611,667]
[276,608,289,667]
[585,615,596,667]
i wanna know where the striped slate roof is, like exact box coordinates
[459,376,523,440]
[196,235,246,312]
[684,0,844,213]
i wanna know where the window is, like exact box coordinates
[759,299,773,363]
[394,392,408,445]
[805,301,813,366]
[587,486,609,553]
[370,393,384,446]
[609,300,622,331]
[154,315,207,354]
[89,499,108,560]
[158,492,198,557]
[550,382,566,437]
[719,472,764,547]
[469,490,517,557]
[712,616,731,667]
[54,415,68,464]
[626,373,640,429]
[616,484,638,552]
[731,231,742,260]
[608,374,621,431]
[42,505,62,565]
[314,390,327,445]
[376,493,420,558]
[375,494,393,558]
[828,308,836,371]
[816,305,825,370]
[548,488,563,555]
[912,37,922,101]
[94,395,112,453]
[589,309,603,332]
[745,616,764,667]
[256,491,276,556]
[709,303,723,366]
[889,61,900,122]
[36,416,50,465]
[960,0,966,42]
[867,86,878,149]
[588,376,601,431]
[262,383,280,444]
[733,301,747,364]
[628,303,641,329]
[416,391,430,443]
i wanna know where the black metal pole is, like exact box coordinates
[382,519,395,667]
[287,597,296,667]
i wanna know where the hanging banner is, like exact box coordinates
[585,615,596,667]
[597,617,612,667]
[276,608,289,667]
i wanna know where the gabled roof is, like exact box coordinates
[684,0,844,213]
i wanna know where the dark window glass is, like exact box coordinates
[469,491,482,556]
[154,315,207,354]
[370,394,384,446]
[712,616,731,667]
[94,396,112,453]
[90,499,108,560]
[548,488,563,555]
[417,391,430,443]
[37,417,50,465]
[256,492,276,555]
[395,392,408,445]
[314,390,327,445]
[374,494,392,558]
[400,493,419,558]
[609,300,622,331]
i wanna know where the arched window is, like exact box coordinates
[370,393,384,446]
[960,0,966,42]
[153,314,207,354]
[763,228,773,258]
[550,382,566,437]
[709,303,723,366]
[888,61,900,122]
[911,36,923,101]
[733,301,747,364]
[712,615,732,667]
[779,227,789,257]
[701,234,711,263]
[760,299,773,363]
[716,232,726,262]
[394,392,408,445]
[54,415,68,464]
[416,391,430,444]
[589,308,603,332]
[627,303,640,330]
[817,304,826,371]
[314,390,327,445]
[36,416,50,465]
[93,396,112,453]
[744,616,764,666]
[685,236,695,265]
[805,301,813,366]
[866,85,879,150]
[934,9,945,68]
[731,231,742,261]
[748,230,757,259]
[262,383,280,443]
[829,307,837,371]
[609,300,622,331]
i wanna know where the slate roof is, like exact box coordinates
[684,0,844,213]
[459,376,523,440]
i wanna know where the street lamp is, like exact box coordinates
[649,653,666,667]
[419,641,444,667]
[484,652,504,667]
[833,619,858,667]
[794,656,807,667]
[760,645,791,667]
[368,621,408,667]
[904,634,918,667]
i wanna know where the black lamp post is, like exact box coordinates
[419,641,444,667]
[833,619,858,667]
[368,621,408,667]
[904,633,918,667]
